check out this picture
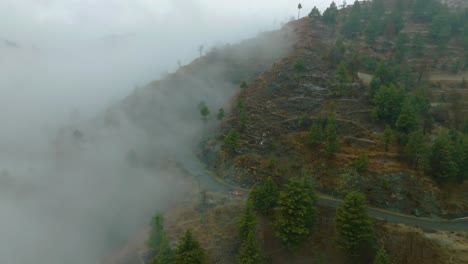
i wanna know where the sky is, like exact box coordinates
[0,1,334,263]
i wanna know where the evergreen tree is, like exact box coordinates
[325,114,340,155]
[308,123,324,147]
[336,61,351,94]
[429,130,459,182]
[430,8,452,53]
[275,177,317,250]
[404,130,428,170]
[342,1,363,39]
[236,231,263,264]
[224,129,240,151]
[373,246,392,264]
[395,32,409,62]
[174,230,206,264]
[150,236,175,264]
[323,2,339,25]
[240,81,248,89]
[371,0,385,17]
[294,58,305,86]
[373,84,405,124]
[249,177,279,214]
[383,124,393,152]
[148,213,165,249]
[309,6,321,18]
[411,33,425,57]
[240,110,247,131]
[335,192,374,257]
[198,101,210,121]
[239,201,257,242]
[217,108,225,125]
[395,99,419,141]
[353,150,369,173]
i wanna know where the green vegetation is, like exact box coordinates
[383,125,393,152]
[249,177,279,214]
[225,129,240,150]
[309,6,321,18]
[353,150,369,173]
[217,108,225,125]
[274,177,317,250]
[335,192,374,257]
[149,236,175,264]
[240,110,247,130]
[237,231,264,264]
[175,230,206,264]
[373,246,392,264]
[308,122,324,147]
[240,81,248,89]
[325,111,340,155]
[373,84,405,124]
[198,101,210,121]
[294,58,305,86]
[148,213,165,249]
[335,61,351,96]
[323,1,339,25]
[239,201,257,242]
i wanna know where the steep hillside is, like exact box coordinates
[203,0,468,218]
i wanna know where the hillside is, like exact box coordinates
[204,0,468,218]
[105,0,468,263]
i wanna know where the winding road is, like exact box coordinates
[176,151,468,232]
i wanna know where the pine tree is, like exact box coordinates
[429,130,459,182]
[373,84,405,124]
[308,123,324,147]
[174,230,206,264]
[150,235,175,264]
[236,231,263,264]
[275,177,317,250]
[411,33,425,57]
[336,61,351,94]
[294,58,305,86]
[373,246,392,264]
[249,177,279,214]
[217,108,225,126]
[383,125,393,152]
[309,6,321,18]
[239,201,257,242]
[323,2,339,25]
[325,114,340,155]
[404,130,428,170]
[240,110,247,130]
[224,129,240,151]
[395,99,419,142]
[148,213,165,249]
[335,192,374,257]
[198,101,210,121]
[353,150,369,173]
[240,81,248,89]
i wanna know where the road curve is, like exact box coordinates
[176,152,468,232]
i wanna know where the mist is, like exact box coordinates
[0,1,331,263]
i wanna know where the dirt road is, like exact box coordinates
[177,152,468,232]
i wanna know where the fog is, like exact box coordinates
[0,1,331,263]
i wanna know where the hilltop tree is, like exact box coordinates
[224,129,240,151]
[198,45,204,57]
[240,81,248,89]
[323,1,339,26]
[309,6,321,18]
[275,177,317,251]
[249,177,279,214]
[373,246,392,264]
[174,230,206,264]
[198,101,210,121]
[217,108,225,126]
[342,1,363,39]
[298,3,303,19]
[148,213,165,249]
[239,201,257,242]
[335,191,374,257]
